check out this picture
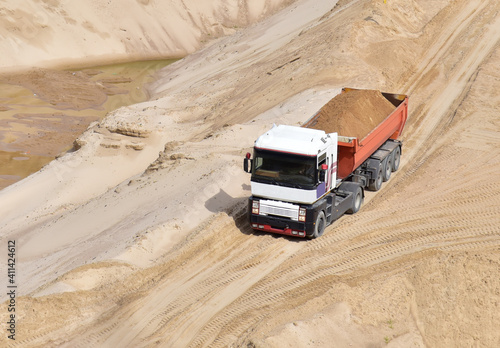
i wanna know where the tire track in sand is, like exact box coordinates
[400,0,500,168]
[63,216,302,348]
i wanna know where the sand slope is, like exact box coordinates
[0,0,294,70]
[0,0,499,347]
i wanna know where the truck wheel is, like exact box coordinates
[346,186,363,214]
[368,167,383,191]
[392,146,401,172]
[382,156,392,182]
[309,211,326,239]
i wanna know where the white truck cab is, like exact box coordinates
[250,125,338,204]
[244,124,346,238]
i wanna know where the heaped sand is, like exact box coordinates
[0,0,499,347]
[304,89,396,139]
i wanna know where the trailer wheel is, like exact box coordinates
[309,211,326,239]
[382,156,392,182]
[368,167,383,191]
[346,186,363,214]
[392,146,401,172]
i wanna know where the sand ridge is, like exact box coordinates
[0,0,295,71]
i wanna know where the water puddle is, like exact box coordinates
[0,59,176,190]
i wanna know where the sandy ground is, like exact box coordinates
[0,0,499,347]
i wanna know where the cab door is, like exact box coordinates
[327,133,338,191]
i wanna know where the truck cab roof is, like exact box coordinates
[255,124,333,156]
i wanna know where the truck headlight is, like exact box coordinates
[298,207,306,222]
[252,200,260,215]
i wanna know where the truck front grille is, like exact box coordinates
[259,200,299,221]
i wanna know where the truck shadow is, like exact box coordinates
[204,188,306,242]
[204,188,252,235]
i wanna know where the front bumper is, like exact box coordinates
[248,199,316,238]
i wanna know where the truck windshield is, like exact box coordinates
[252,149,316,188]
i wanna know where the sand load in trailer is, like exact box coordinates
[304,88,408,179]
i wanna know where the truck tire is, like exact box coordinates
[309,211,326,239]
[382,156,392,182]
[392,146,401,172]
[346,186,363,214]
[368,166,383,191]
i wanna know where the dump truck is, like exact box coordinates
[243,88,408,238]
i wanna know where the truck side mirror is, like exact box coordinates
[243,152,253,173]
[318,164,328,182]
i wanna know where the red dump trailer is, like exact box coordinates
[335,88,408,179]
[244,88,408,238]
